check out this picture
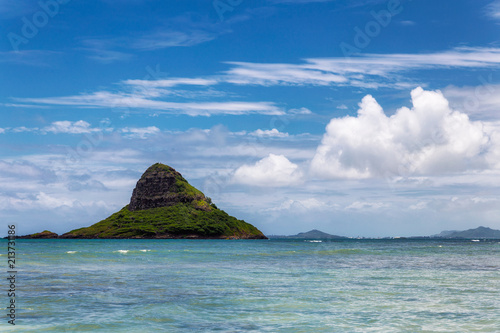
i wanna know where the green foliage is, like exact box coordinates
[148,163,175,173]
[65,203,265,239]
[175,178,204,198]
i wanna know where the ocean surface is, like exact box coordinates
[2,238,499,332]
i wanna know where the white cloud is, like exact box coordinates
[250,128,289,138]
[409,201,427,210]
[289,107,313,114]
[336,104,348,110]
[43,120,95,134]
[121,126,161,139]
[36,192,76,209]
[486,0,500,20]
[345,201,388,210]
[443,83,500,120]
[224,47,500,88]
[17,92,284,116]
[399,20,416,26]
[267,198,336,211]
[225,61,348,86]
[12,126,38,133]
[0,161,56,180]
[131,30,220,50]
[0,128,5,134]
[124,78,217,88]
[311,87,495,179]
[232,153,303,186]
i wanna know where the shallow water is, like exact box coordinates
[2,239,499,332]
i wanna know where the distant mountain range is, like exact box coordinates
[269,229,346,239]
[268,226,500,240]
[432,226,500,239]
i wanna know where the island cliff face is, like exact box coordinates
[58,163,267,239]
[129,164,205,211]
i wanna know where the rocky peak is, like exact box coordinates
[128,163,207,211]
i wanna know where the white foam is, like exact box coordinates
[140,249,151,252]
[307,240,323,243]
[66,251,77,254]
[115,250,129,254]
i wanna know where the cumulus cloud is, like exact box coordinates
[232,154,303,186]
[250,128,289,138]
[311,87,494,179]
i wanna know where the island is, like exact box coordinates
[432,226,500,239]
[269,229,346,239]
[21,163,267,239]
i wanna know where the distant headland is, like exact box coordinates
[19,163,267,240]
[267,226,500,240]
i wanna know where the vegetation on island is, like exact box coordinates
[62,203,265,239]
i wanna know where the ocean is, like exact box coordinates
[3,239,499,332]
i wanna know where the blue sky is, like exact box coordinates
[1,0,500,237]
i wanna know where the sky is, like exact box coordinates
[1,0,500,237]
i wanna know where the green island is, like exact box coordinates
[21,163,267,239]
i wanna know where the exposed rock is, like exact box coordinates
[128,163,206,211]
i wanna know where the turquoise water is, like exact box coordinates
[2,239,499,332]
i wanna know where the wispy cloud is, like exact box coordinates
[224,61,348,86]
[78,39,134,63]
[12,47,500,115]
[399,20,416,26]
[16,91,284,116]
[124,78,217,88]
[130,30,220,50]
[78,13,233,62]
[0,50,60,66]
[486,0,500,20]
[224,47,500,88]
[444,83,500,120]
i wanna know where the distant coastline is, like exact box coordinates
[267,226,500,240]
